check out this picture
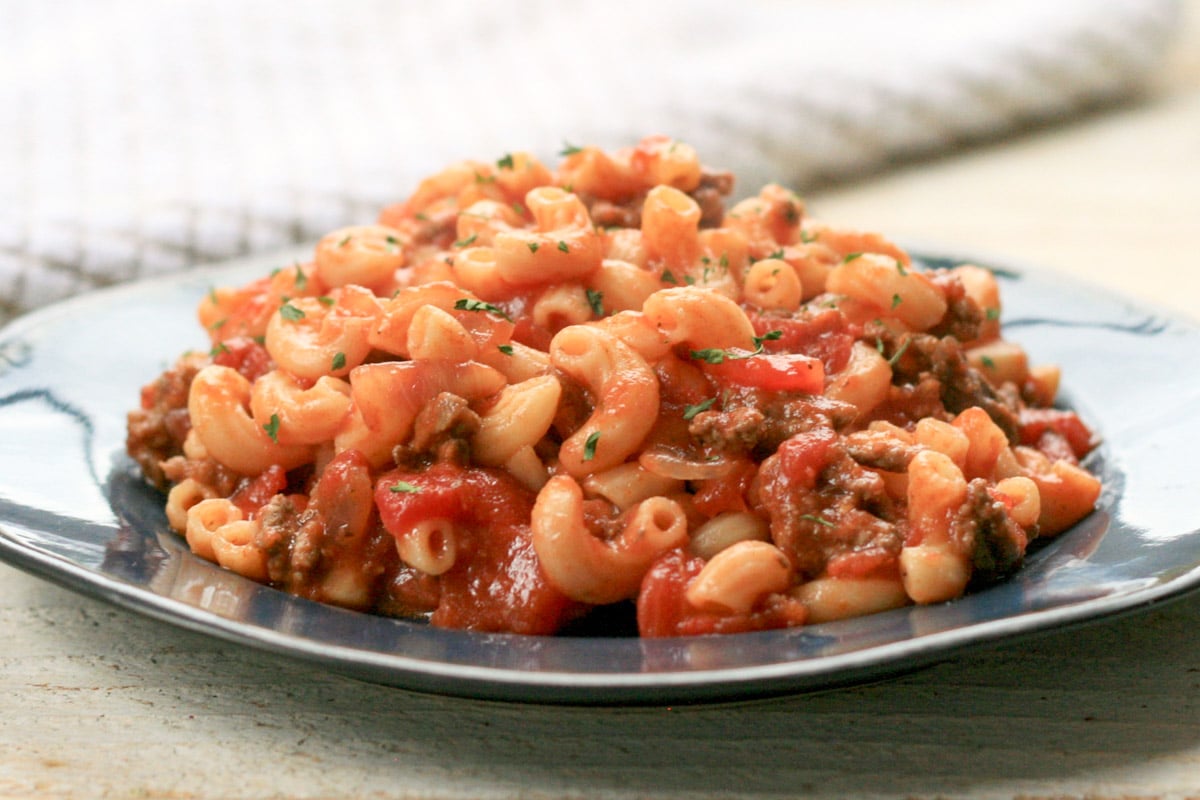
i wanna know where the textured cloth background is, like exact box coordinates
[0,0,1182,324]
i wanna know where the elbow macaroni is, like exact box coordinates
[129,136,1101,638]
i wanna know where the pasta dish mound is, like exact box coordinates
[127,136,1101,637]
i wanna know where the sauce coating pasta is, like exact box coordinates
[127,136,1101,637]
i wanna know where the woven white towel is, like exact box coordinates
[0,0,1181,323]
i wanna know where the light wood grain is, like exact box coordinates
[3,4,1200,799]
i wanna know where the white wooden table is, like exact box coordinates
[3,6,1199,799]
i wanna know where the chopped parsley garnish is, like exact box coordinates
[586,288,604,316]
[454,234,478,248]
[496,153,515,170]
[766,248,786,260]
[559,142,583,156]
[557,240,570,253]
[389,481,421,494]
[385,235,401,252]
[800,513,835,528]
[331,351,346,371]
[336,234,351,248]
[317,295,335,306]
[263,414,281,442]
[980,355,996,369]
[891,293,902,308]
[682,397,716,421]
[210,342,229,357]
[454,298,513,322]
[752,329,783,348]
[279,301,305,321]
[690,347,728,365]
[527,241,540,253]
[985,307,1001,321]
[294,264,308,290]
[799,230,818,243]
[896,259,908,276]
[661,269,678,284]
[497,344,514,356]
[887,337,912,367]
[582,431,601,461]
[692,330,782,365]
[842,252,863,263]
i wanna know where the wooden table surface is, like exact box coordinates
[3,6,1199,799]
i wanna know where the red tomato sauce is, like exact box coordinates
[375,462,581,634]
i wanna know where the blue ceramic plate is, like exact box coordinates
[2,246,1198,704]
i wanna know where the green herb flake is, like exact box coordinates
[317,295,335,307]
[682,397,717,421]
[980,355,996,369]
[279,302,305,322]
[527,241,540,254]
[454,234,478,249]
[209,342,230,357]
[582,431,601,461]
[891,293,902,309]
[753,329,783,347]
[263,414,281,442]
[454,298,513,322]
[496,153,515,170]
[586,288,604,316]
[337,234,351,248]
[985,307,1001,321]
[497,344,514,356]
[207,287,219,305]
[557,240,570,253]
[888,337,912,367]
[896,259,908,276]
[331,352,346,371]
[389,481,421,494]
[559,142,583,157]
[690,348,726,365]
[799,230,818,244]
[294,265,308,290]
[661,269,678,284]
[842,252,863,264]
[800,513,835,528]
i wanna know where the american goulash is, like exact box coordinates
[127,136,1101,636]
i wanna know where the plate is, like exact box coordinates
[2,246,1199,705]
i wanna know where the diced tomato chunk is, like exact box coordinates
[375,462,580,635]
[637,548,806,637]
[230,464,288,517]
[1018,408,1096,460]
[748,308,856,374]
[773,427,839,490]
[704,351,824,394]
[212,335,274,382]
[691,459,757,517]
